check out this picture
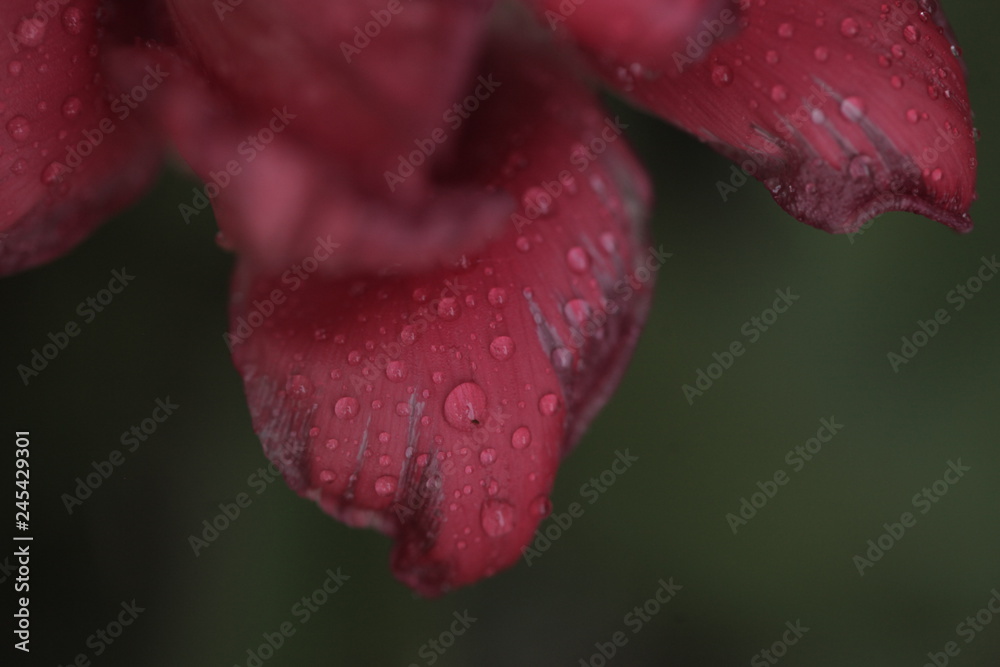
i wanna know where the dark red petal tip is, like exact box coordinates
[584,0,978,234]
[228,26,654,595]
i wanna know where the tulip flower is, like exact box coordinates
[0,0,976,595]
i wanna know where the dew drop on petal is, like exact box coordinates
[539,393,560,416]
[479,448,497,466]
[444,382,487,431]
[480,500,515,536]
[6,116,31,142]
[777,22,794,38]
[286,374,313,398]
[319,470,336,484]
[375,476,398,497]
[839,17,860,37]
[813,46,830,62]
[437,297,459,321]
[489,336,515,361]
[530,495,552,518]
[487,287,507,307]
[511,426,532,449]
[840,97,866,122]
[385,360,406,382]
[334,397,360,419]
[566,246,590,273]
[15,18,46,48]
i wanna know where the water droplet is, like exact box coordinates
[711,64,733,87]
[334,397,360,419]
[479,448,497,465]
[539,393,560,416]
[325,438,339,450]
[319,470,336,483]
[10,159,28,175]
[770,85,788,103]
[6,116,31,142]
[563,299,592,329]
[813,46,830,62]
[906,108,920,123]
[62,6,84,35]
[566,246,590,273]
[599,232,617,254]
[765,50,780,65]
[926,85,940,100]
[810,109,826,124]
[399,325,416,345]
[395,402,411,416]
[530,495,552,518]
[412,287,429,303]
[840,97,866,122]
[515,236,531,252]
[487,287,507,307]
[437,297,459,321]
[15,18,46,48]
[347,350,362,365]
[375,476,398,496]
[286,374,313,398]
[489,336,515,361]
[432,371,445,384]
[890,75,904,89]
[551,347,573,370]
[511,427,532,449]
[40,161,68,185]
[902,24,920,44]
[777,22,794,39]
[444,382,487,431]
[385,360,406,382]
[522,186,555,217]
[930,168,943,182]
[480,500,515,536]
[840,17,860,37]
[61,96,83,120]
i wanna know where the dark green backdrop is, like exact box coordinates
[3,1,997,665]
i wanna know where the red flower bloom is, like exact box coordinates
[0,0,978,594]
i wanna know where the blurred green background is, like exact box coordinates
[3,1,998,665]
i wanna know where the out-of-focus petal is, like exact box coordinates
[228,26,655,595]
[525,0,738,68]
[584,0,978,233]
[0,0,161,275]
[164,0,493,194]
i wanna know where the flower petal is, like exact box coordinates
[581,0,977,233]
[525,0,738,66]
[0,0,161,275]
[228,27,654,595]
[164,0,493,192]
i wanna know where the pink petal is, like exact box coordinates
[582,0,978,233]
[228,27,654,595]
[0,0,161,275]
